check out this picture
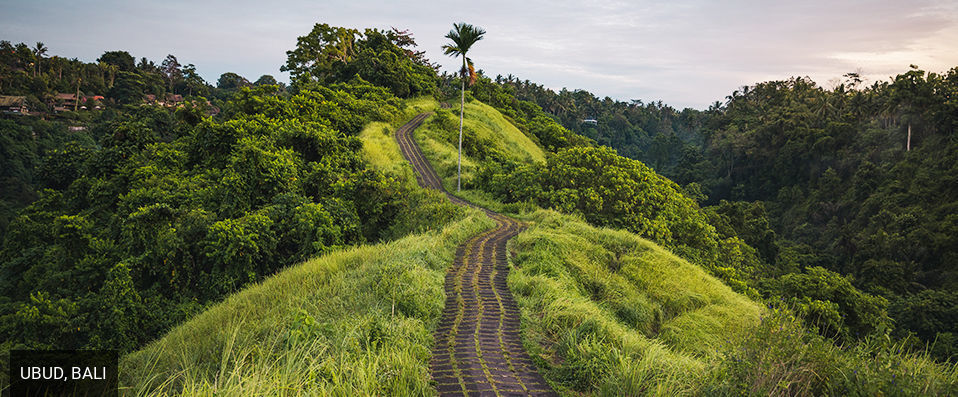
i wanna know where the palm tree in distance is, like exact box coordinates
[33,42,47,76]
[443,22,485,192]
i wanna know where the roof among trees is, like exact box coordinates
[0,95,26,107]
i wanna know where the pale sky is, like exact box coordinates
[2,0,957,109]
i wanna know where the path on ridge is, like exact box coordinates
[395,113,555,396]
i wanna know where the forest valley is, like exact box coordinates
[1,21,956,394]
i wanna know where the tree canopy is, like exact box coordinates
[282,23,437,98]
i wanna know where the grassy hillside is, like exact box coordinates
[404,99,544,211]
[511,209,762,394]
[416,102,544,182]
[358,97,441,184]
[120,207,493,395]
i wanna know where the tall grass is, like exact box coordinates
[410,99,764,394]
[120,208,494,396]
[509,209,762,395]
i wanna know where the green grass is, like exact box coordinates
[358,120,406,176]
[456,100,545,163]
[509,209,762,395]
[120,208,494,396]
[358,97,440,187]
[413,99,544,211]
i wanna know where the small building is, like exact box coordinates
[52,93,78,112]
[50,93,106,112]
[0,95,29,114]
[582,118,598,125]
[144,93,184,107]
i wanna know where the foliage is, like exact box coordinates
[468,75,592,151]
[0,116,94,237]
[1,40,216,110]
[282,24,437,98]
[97,51,136,72]
[411,100,546,194]
[704,200,778,271]
[481,74,697,171]
[705,305,958,396]
[216,72,250,90]
[759,267,891,342]
[890,289,958,361]
[0,81,431,356]
[442,22,485,86]
[693,67,958,359]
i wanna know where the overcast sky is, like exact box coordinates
[3,0,957,109]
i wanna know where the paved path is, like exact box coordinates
[395,114,555,396]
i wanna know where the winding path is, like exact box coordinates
[395,113,555,396]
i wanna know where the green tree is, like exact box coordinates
[97,51,136,72]
[217,72,250,90]
[160,54,181,94]
[180,64,206,97]
[889,65,935,151]
[442,22,485,192]
[281,23,359,84]
[108,71,146,104]
[760,266,891,341]
[281,25,435,98]
[254,74,278,86]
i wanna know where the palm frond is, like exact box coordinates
[442,44,462,57]
[444,22,486,57]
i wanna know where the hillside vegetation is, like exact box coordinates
[0,82,431,357]
[120,207,489,395]
[490,68,958,360]
[358,97,440,183]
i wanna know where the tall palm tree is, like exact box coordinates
[443,22,485,192]
[33,42,47,76]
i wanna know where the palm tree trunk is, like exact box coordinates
[906,123,911,151]
[458,57,465,192]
